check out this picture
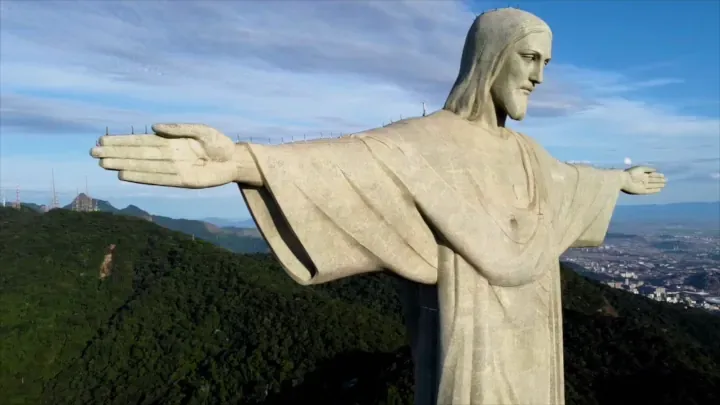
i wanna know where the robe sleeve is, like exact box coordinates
[238,135,438,286]
[551,163,624,250]
[518,134,623,252]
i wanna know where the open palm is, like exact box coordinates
[90,124,238,189]
[622,166,667,195]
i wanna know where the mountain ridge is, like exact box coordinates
[18,194,270,254]
[18,199,720,229]
[611,201,720,227]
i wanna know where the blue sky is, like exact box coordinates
[1,0,718,219]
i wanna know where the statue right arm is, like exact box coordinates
[238,136,438,286]
[232,143,264,187]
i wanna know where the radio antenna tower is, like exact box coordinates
[73,188,79,211]
[51,169,59,209]
[85,176,90,211]
[84,176,98,211]
[14,185,20,209]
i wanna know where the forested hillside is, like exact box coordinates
[1,207,719,405]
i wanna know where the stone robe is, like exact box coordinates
[239,110,622,405]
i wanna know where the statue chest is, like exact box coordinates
[428,142,533,207]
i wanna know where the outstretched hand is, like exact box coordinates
[622,166,667,195]
[90,124,242,189]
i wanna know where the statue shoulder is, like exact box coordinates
[350,115,439,147]
[509,130,552,157]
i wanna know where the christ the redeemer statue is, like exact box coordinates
[91,8,666,405]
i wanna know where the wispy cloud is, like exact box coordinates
[1,0,718,216]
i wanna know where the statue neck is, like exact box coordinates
[495,107,508,128]
[471,101,509,138]
[476,98,508,131]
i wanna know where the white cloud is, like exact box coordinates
[1,0,718,215]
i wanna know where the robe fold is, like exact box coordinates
[239,110,622,405]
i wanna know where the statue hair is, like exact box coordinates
[443,8,551,122]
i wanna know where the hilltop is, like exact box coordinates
[19,194,269,254]
[1,207,719,405]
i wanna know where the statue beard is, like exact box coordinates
[498,90,530,122]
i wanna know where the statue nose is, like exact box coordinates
[530,67,544,85]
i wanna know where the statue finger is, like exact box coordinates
[100,158,177,174]
[91,146,169,160]
[648,172,665,179]
[98,135,168,147]
[633,165,656,173]
[118,171,186,187]
[152,123,225,141]
[648,177,666,184]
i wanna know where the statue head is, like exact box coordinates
[443,8,552,124]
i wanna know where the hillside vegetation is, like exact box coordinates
[1,207,719,405]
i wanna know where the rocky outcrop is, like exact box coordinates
[99,244,116,280]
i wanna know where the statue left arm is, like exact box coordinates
[557,164,665,249]
[520,131,666,251]
[519,135,624,250]
[562,165,626,248]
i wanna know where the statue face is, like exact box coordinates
[490,31,552,121]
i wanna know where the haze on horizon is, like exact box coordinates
[1,0,718,219]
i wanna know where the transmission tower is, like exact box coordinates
[85,176,97,211]
[73,188,79,211]
[13,186,20,209]
[51,169,59,209]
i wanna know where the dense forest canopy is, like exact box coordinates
[1,207,719,405]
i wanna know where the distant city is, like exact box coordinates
[563,224,720,312]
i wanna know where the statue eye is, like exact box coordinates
[521,53,537,62]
